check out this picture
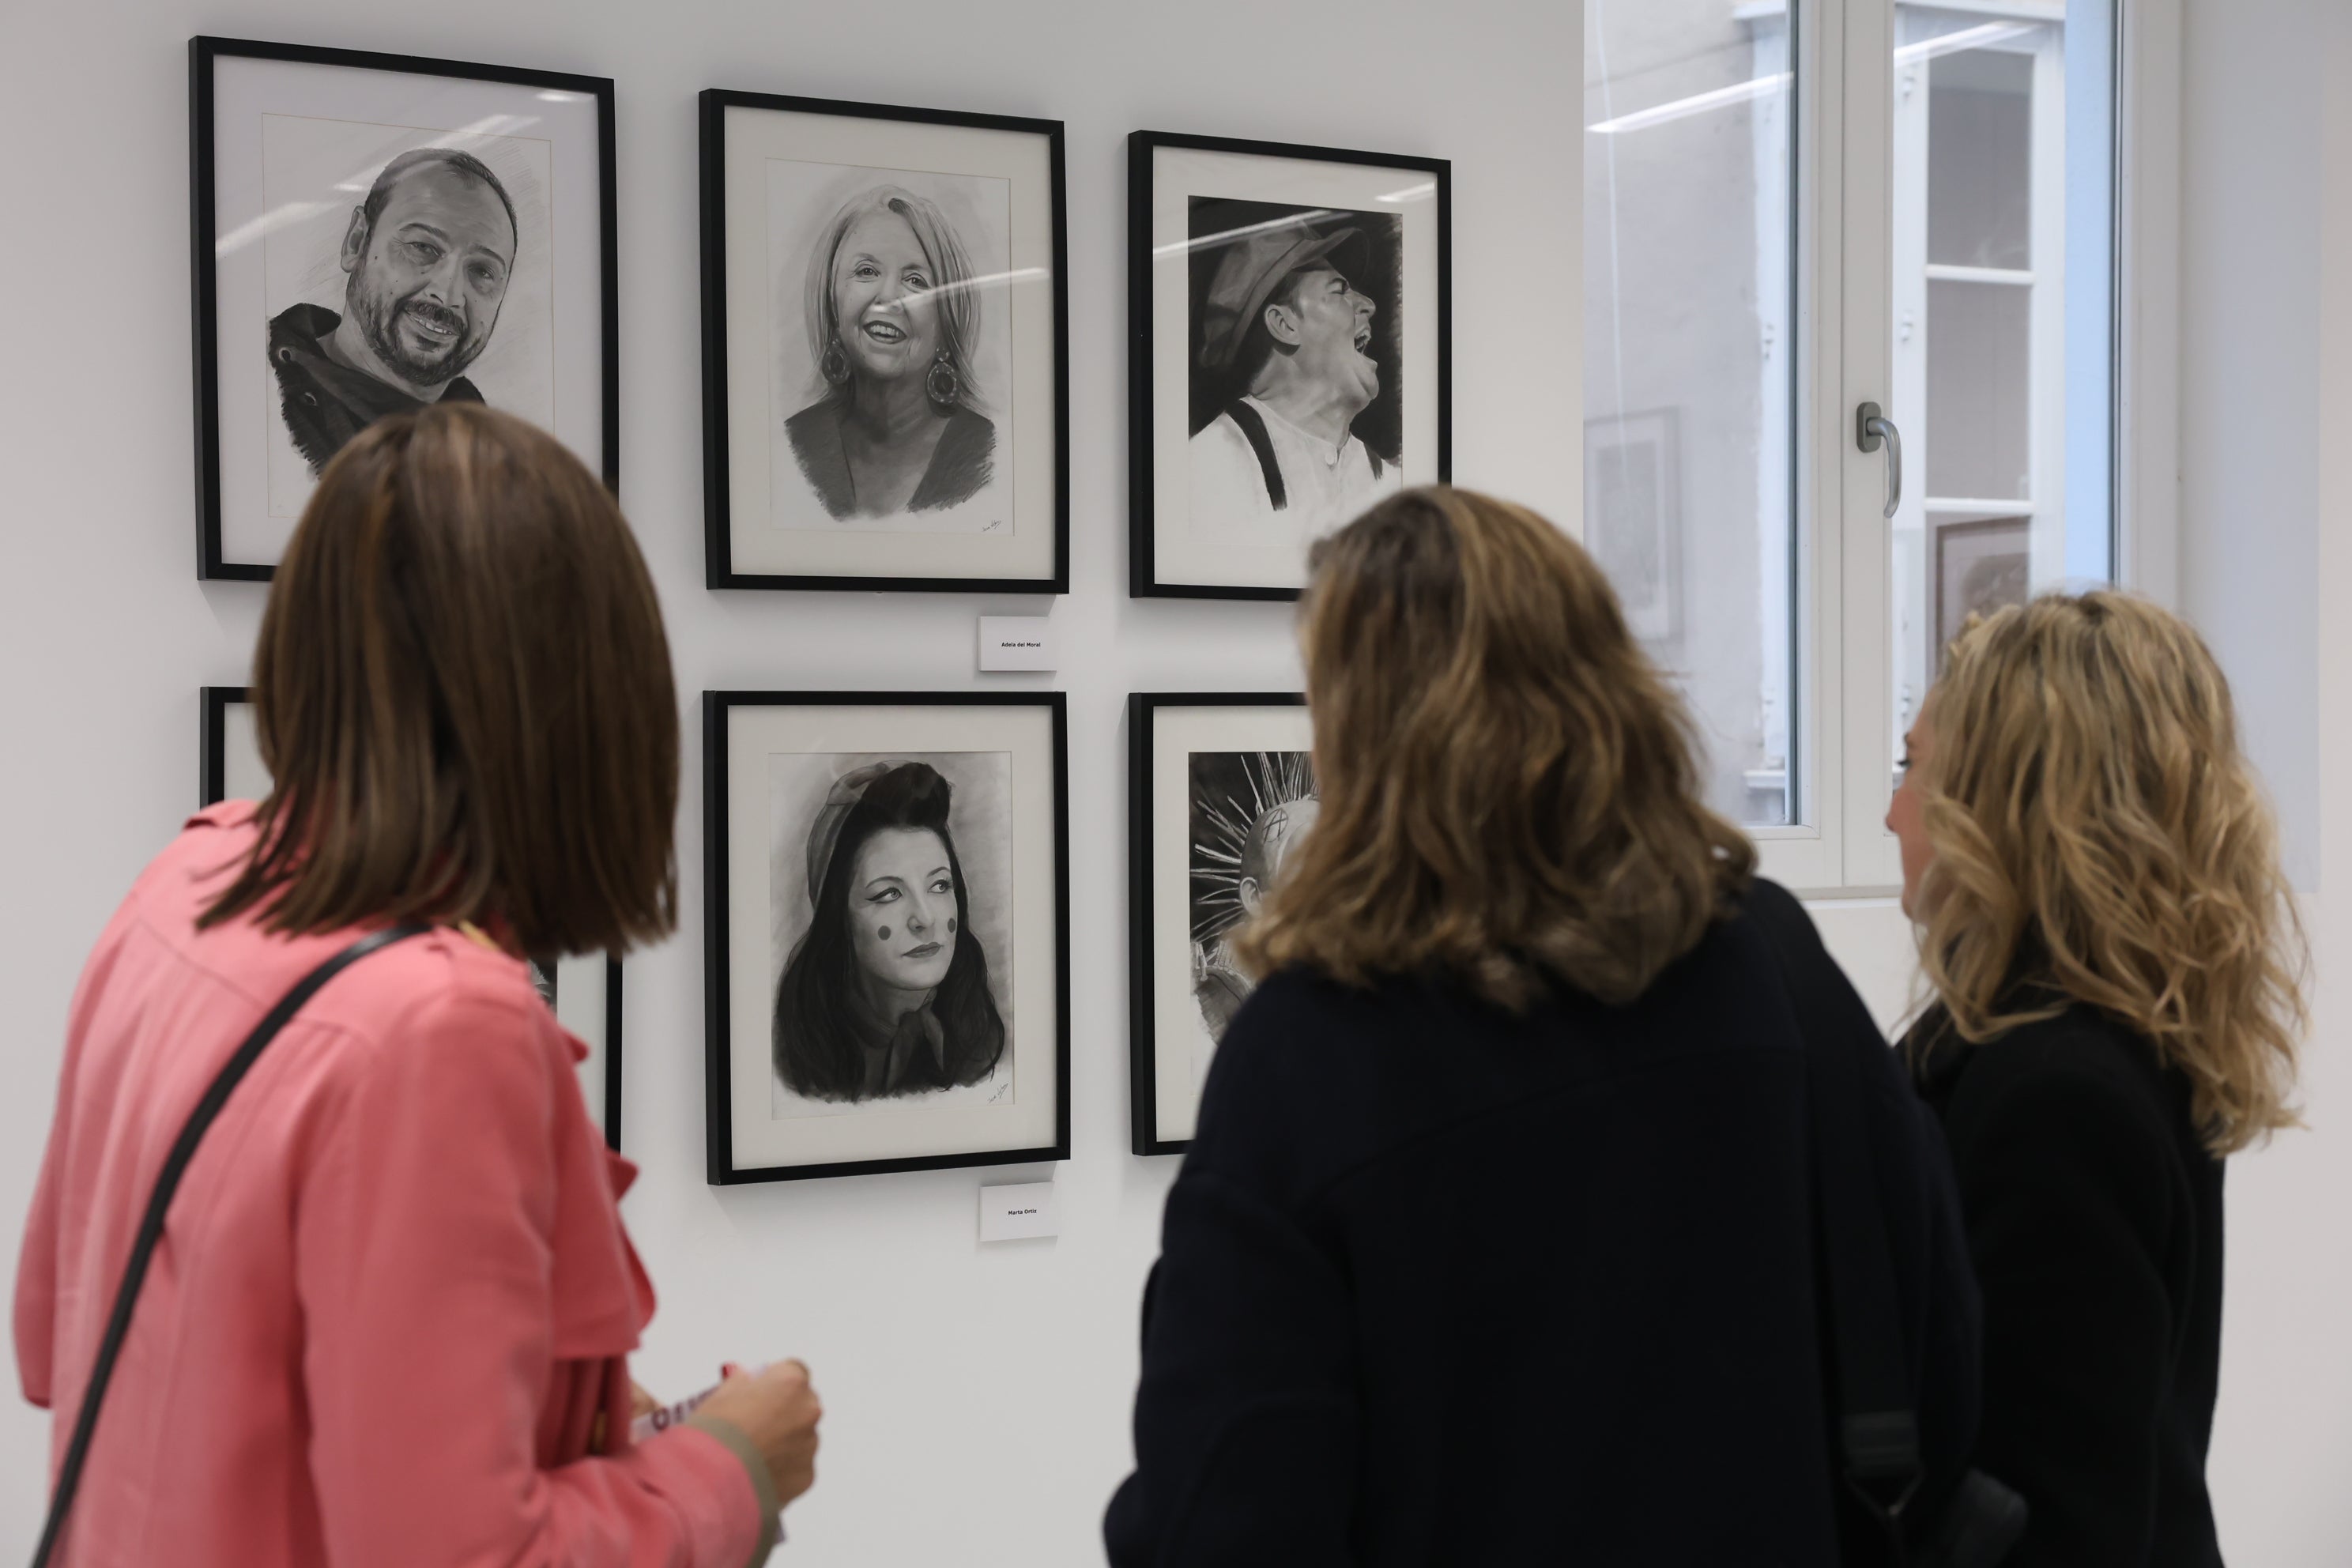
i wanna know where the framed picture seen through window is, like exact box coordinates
[1583,409,1683,643]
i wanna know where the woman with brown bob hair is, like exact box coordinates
[1890,591,2305,1566]
[1107,487,1981,1565]
[17,405,819,1566]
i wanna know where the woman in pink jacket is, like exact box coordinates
[15,405,820,1566]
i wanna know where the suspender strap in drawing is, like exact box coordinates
[31,922,431,1568]
[1222,401,1289,512]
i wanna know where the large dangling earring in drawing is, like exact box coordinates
[925,349,960,410]
[820,336,851,386]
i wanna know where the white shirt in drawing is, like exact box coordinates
[1188,395,1404,544]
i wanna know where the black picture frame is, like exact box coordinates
[199,685,625,1151]
[699,90,1071,594]
[190,36,619,581]
[704,690,1072,1183]
[198,683,251,808]
[1127,130,1452,601]
[1127,691,1306,1155]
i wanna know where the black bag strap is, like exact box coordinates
[1222,401,1289,512]
[32,922,430,1568]
[1747,894,1924,1556]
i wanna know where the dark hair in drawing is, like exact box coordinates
[801,185,982,410]
[773,761,1005,1101]
[361,148,518,251]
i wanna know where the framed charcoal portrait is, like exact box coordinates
[1127,693,1315,1153]
[704,692,1069,1182]
[1933,514,2032,669]
[1129,132,1449,600]
[700,92,1069,593]
[1583,409,1682,644]
[200,687,627,1148]
[191,37,616,579]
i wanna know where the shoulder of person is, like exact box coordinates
[783,398,837,443]
[1188,409,1254,458]
[1216,966,1400,1063]
[1186,967,1403,1184]
[304,928,567,1095]
[1729,875,1828,958]
[1710,876,1880,1046]
[943,404,997,446]
[1941,1009,2182,1182]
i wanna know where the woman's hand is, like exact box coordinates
[696,1359,824,1507]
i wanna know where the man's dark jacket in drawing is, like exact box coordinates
[267,303,483,473]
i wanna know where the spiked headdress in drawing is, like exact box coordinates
[1193,752,1320,944]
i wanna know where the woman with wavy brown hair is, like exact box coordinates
[1107,487,1982,1566]
[1891,591,2305,1567]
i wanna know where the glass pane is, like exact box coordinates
[1927,49,2033,269]
[1887,2,2116,786]
[1925,279,2032,500]
[1584,1,1796,827]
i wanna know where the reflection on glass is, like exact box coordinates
[1584,1,1796,827]
[1889,2,2116,786]
[1927,49,2033,270]
[1926,279,2033,501]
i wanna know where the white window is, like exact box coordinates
[1584,0,2154,893]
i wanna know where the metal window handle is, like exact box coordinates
[1856,402,1902,519]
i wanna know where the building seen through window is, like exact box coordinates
[1585,0,2116,832]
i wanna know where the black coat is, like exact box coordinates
[1106,882,1981,1566]
[1915,1005,2227,1567]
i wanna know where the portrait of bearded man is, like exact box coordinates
[266,147,517,473]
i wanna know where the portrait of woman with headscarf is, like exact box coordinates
[772,759,1007,1104]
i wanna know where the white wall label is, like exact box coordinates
[978,616,1057,673]
[978,1180,1059,1242]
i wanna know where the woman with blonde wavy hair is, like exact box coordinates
[1107,487,1983,1566]
[1890,590,2305,1567]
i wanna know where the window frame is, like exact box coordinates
[1693,0,2180,896]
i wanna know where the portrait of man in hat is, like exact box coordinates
[1185,202,1404,542]
[267,147,518,476]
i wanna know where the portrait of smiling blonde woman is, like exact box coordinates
[1888,592,2306,1567]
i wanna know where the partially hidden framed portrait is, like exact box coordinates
[1932,514,2032,668]
[1583,409,1682,644]
[191,37,616,579]
[704,692,1069,1182]
[1127,693,1314,1153]
[199,687,626,1148]
[700,92,1069,593]
[1129,131,1450,600]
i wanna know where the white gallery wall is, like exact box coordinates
[2,0,2350,1561]
[2184,0,2352,1555]
[0,2,1580,1564]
